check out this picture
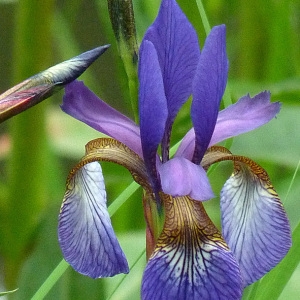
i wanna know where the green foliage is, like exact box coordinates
[0,0,299,299]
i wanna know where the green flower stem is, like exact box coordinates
[107,248,146,300]
[107,0,139,122]
[108,181,139,216]
[0,289,18,297]
[195,0,211,35]
[2,0,54,290]
[30,260,69,300]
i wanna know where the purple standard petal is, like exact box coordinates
[158,157,214,200]
[58,162,129,278]
[142,195,243,300]
[220,157,291,286]
[62,81,142,156]
[144,0,200,123]
[209,91,281,146]
[139,40,168,193]
[191,25,228,164]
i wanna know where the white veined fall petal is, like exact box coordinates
[142,195,243,300]
[58,161,129,278]
[221,159,291,286]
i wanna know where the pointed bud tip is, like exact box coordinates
[0,44,110,123]
[79,44,111,63]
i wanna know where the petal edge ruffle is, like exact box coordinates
[210,91,281,146]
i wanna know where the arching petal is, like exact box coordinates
[139,40,168,193]
[220,157,291,286]
[58,161,129,278]
[209,91,281,146]
[191,25,228,164]
[144,0,200,126]
[142,195,242,300]
[158,157,214,200]
[62,80,142,157]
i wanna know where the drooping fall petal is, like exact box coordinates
[220,157,291,286]
[142,195,243,300]
[191,25,228,164]
[0,45,109,123]
[58,161,129,278]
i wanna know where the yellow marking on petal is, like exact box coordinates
[153,193,228,254]
[203,146,280,201]
[143,193,243,298]
[143,192,164,259]
[201,145,232,170]
[66,137,152,194]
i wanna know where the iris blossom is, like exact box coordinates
[59,0,291,299]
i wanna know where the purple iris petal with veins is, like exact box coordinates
[60,0,291,299]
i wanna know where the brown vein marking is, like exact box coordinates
[202,146,277,194]
[66,137,152,193]
[153,193,228,255]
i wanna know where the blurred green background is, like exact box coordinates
[0,0,300,299]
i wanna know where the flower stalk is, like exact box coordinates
[107,0,139,121]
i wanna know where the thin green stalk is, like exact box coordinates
[108,181,139,216]
[283,157,300,203]
[0,289,18,297]
[106,248,146,300]
[107,0,139,122]
[30,260,69,300]
[195,0,211,35]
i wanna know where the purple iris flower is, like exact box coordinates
[59,0,291,299]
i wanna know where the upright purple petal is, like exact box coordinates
[139,40,168,192]
[209,91,281,146]
[191,25,228,164]
[62,81,142,157]
[142,195,242,300]
[144,0,200,121]
[58,162,129,278]
[221,157,291,286]
[158,157,214,200]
